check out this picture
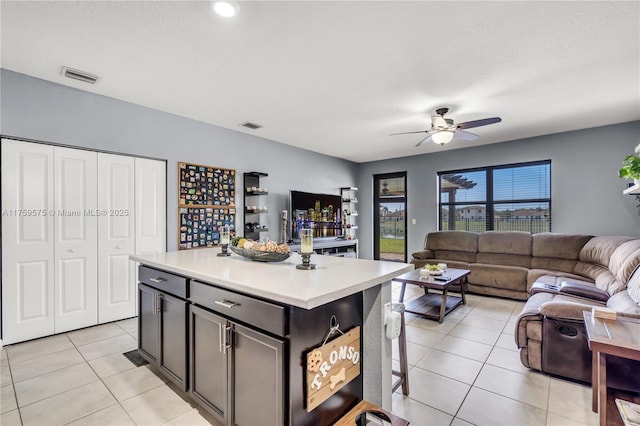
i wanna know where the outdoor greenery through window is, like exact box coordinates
[438,160,551,233]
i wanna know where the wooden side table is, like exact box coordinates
[583,312,640,426]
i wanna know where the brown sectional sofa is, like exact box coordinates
[411,231,640,384]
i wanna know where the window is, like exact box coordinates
[438,160,551,233]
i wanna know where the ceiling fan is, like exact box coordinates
[390,107,502,146]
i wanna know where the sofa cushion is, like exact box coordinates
[609,240,640,285]
[607,290,640,317]
[425,231,478,253]
[530,257,577,274]
[527,270,591,290]
[469,263,528,292]
[626,267,640,305]
[476,231,531,268]
[411,258,470,271]
[532,233,593,260]
[433,250,476,264]
[476,252,531,268]
[579,235,634,266]
[411,250,434,260]
[478,231,532,255]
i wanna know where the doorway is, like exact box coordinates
[373,172,407,262]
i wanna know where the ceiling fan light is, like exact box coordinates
[432,131,454,145]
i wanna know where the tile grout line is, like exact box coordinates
[70,322,140,426]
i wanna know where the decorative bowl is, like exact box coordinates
[419,268,443,278]
[229,246,291,262]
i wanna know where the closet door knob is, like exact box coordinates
[69,248,77,253]
[116,245,122,250]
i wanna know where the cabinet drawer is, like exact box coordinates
[190,281,287,336]
[139,266,187,299]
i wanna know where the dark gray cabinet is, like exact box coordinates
[189,293,285,425]
[137,264,364,425]
[232,323,284,425]
[189,305,228,421]
[138,267,188,391]
[139,283,160,362]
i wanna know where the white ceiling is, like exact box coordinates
[1,1,639,163]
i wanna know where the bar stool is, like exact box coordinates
[391,303,409,396]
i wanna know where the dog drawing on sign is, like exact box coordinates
[329,367,346,390]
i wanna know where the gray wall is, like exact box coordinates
[3,69,639,260]
[357,121,640,260]
[1,69,358,250]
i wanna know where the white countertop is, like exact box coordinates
[131,249,413,309]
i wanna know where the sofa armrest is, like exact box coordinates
[411,250,434,260]
[559,281,609,302]
[539,300,599,321]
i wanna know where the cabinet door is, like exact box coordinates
[135,158,166,255]
[160,292,187,390]
[98,153,136,323]
[1,139,55,344]
[231,323,284,426]
[138,284,160,363]
[53,147,98,333]
[190,305,228,424]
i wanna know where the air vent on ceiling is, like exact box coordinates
[60,66,100,84]
[240,121,262,130]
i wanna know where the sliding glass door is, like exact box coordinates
[373,172,407,262]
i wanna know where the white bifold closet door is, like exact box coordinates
[1,140,56,343]
[135,157,167,256]
[98,153,136,323]
[53,147,98,333]
[2,139,166,344]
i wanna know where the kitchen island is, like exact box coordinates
[131,248,412,426]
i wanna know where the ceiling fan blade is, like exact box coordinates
[457,117,502,129]
[416,134,433,147]
[455,130,478,141]
[389,130,428,136]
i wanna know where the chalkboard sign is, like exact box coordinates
[178,162,236,250]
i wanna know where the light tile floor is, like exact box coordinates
[0,287,599,426]
[390,283,598,426]
[0,318,220,426]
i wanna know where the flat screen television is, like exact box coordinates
[289,190,343,240]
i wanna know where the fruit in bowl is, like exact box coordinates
[419,264,443,277]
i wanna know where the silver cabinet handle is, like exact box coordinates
[150,277,166,283]
[152,292,157,316]
[69,248,76,253]
[155,294,163,315]
[218,322,223,353]
[222,324,232,354]
[214,300,240,309]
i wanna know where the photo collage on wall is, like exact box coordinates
[179,207,235,250]
[178,162,236,250]
[179,162,235,206]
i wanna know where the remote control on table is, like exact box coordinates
[434,276,450,281]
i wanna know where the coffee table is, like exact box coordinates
[393,268,470,323]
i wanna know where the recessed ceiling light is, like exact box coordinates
[212,1,238,18]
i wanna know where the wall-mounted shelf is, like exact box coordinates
[244,172,269,240]
[623,181,640,195]
[341,187,358,240]
[622,144,640,195]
